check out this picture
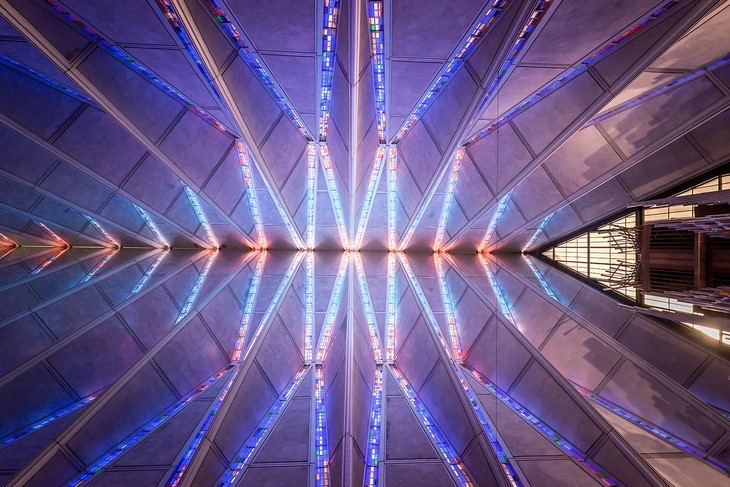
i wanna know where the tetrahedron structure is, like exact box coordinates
[0,1,729,486]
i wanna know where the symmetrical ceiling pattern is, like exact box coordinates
[0,0,730,485]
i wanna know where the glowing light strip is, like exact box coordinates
[305,252,315,361]
[183,184,219,249]
[154,0,230,110]
[236,141,266,249]
[391,0,507,143]
[134,205,169,248]
[46,0,237,137]
[434,254,462,360]
[0,232,16,247]
[463,364,617,486]
[316,252,350,361]
[386,252,396,361]
[220,365,310,485]
[390,365,474,486]
[0,53,95,104]
[307,143,318,249]
[319,0,340,141]
[79,248,119,284]
[434,149,465,250]
[231,251,266,361]
[0,247,16,262]
[479,190,512,252]
[387,147,397,251]
[175,251,217,324]
[129,250,169,298]
[30,247,68,276]
[522,256,557,301]
[354,146,386,249]
[522,211,554,252]
[36,222,68,247]
[367,1,386,142]
[590,54,730,124]
[319,144,350,249]
[364,365,384,486]
[465,0,680,146]
[85,216,120,248]
[397,253,452,359]
[243,251,305,364]
[453,367,521,486]
[71,367,232,487]
[353,252,384,360]
[204,0,312,139]
[1,395,97,448]
[573,385,729,472]
[314,364,330,486]
[472,0,552,120]
[482,256,515,323]
[167,367,239,487]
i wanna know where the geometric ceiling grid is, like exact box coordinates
[1,0,730,486]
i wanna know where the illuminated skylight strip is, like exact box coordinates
[386,252,396,361]
[319,144,351,249]
[167,367,239,487]
[353,252,384,360]
[72,366,233,487]
[364,365,384,486]
[434,254,462,360]
[231,251,266,362]
[183,184,219,249]
[30,247,68,276]
[85,216,120,248]
[175,251,217,325]
[390,365,474,486]
[522,256,557,301]
[589,55,730,124]
[307,143,318,249]
[319,0,340,141]
[387,147,397,251]
[354,146,387,249]
[397,253,452,359]
[453,367,521,487]
[46,0,237,137]
[0,53,94,105]
[434,149,465,251]
[134,205,169,248]
[522,211,554,252]
[154,0,230,110]
[465,0,680,146]
[573,384,729,472]
[391,0,508,143]
[128,250,169,298]
[236,141,266,249]
[305,252,315,361]
[316,251,350,361]
[1,395,97,448]
[204,0,312,139]
[0,232,16,247]
[36,222,68,247]
[314,364,330,487]
[479,190,512,252]
[472,0,552,119]
[79,248,119,284]
[367,1,386,142]
[481,256,515,323]
[243,251,305,364]
[220,365,310,486]
[463,364,618,486]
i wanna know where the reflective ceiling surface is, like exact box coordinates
[0,0,730,486]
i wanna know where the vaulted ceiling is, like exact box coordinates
[1,0,730,486]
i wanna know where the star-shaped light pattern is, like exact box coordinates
[0,1,729,486]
